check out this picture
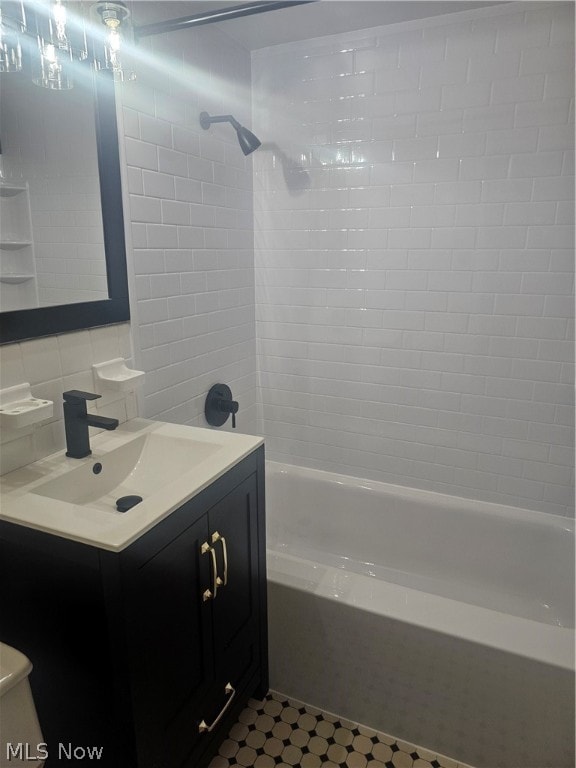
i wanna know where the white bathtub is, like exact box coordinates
[265,461,575,768]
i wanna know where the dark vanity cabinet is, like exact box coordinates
[124,468,264,768]
[0,448,267,768]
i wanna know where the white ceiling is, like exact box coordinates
[136,1,506,51]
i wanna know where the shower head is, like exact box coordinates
[199,111,261,156]
[235,124,262,156]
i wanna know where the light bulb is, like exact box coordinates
[44,42,56,62]
[52,0,68,47]
[108,28,120,53]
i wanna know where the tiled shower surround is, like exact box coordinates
[1,2,573,513]
[252,1,575,516]
[121,17,258,434]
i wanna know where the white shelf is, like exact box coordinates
[0,274,36,284]
[0,179,38,309]
[0,183,27,198]
[0,240,33,250]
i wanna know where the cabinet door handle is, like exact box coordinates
[198,683,236,734]
[211,531,228,586]
[201,541,223,601]
[211,544,224,598]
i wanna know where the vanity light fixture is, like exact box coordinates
[0,0,314,88]
[31,0,84,89]
[0,0,134,88]
[91,0,135,82]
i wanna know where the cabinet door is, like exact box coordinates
[125,514,216,768]
[208,473,260,689]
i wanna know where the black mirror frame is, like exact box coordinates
[0,72,130,345]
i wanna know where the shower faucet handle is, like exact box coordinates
[219,397,239,429]
[205,384,238,429]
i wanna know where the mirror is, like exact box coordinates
[0,71,130,343]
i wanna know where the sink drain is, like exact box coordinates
[116,495,143,513]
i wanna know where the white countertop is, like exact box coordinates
[0,419,263,552]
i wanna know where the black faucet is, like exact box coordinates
[63,390,119,459]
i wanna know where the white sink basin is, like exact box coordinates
[0,418,264,551]
[32,432,221,511]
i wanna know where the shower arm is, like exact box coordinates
[199,111,261,155]
[135,0,316,40]
[200,114,241,130]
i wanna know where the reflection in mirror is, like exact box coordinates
[0,72,108,310]
[0,66,129,345]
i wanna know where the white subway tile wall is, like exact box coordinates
[0,325,136,475]
[252,2,575,515]
[122,24,257,434]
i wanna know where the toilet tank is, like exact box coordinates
[0,644,45,768]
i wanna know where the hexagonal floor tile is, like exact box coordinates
[272,721,292,741]
[289,728,310,748]
[353,735,375,755]
[281,745,303,766]
[254,714,276,734]
[307,736,329,756]
[246,730,267,750]
[316,719,335,739]
[334,727,354,746]
[346,751,368,768]
[297,713,318,732]
[208,691,475,768]
[300,753,322,768]
[254,755,276,768]
[263,737,284,758]
[236,746,258,767]
[263,699,284,717]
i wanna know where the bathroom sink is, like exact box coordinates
[31,432,221,511]
[0,418,264,551]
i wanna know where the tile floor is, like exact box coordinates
[209,692,473,768]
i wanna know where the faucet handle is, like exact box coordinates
[205,384,239,429]
[63,390,101,403]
